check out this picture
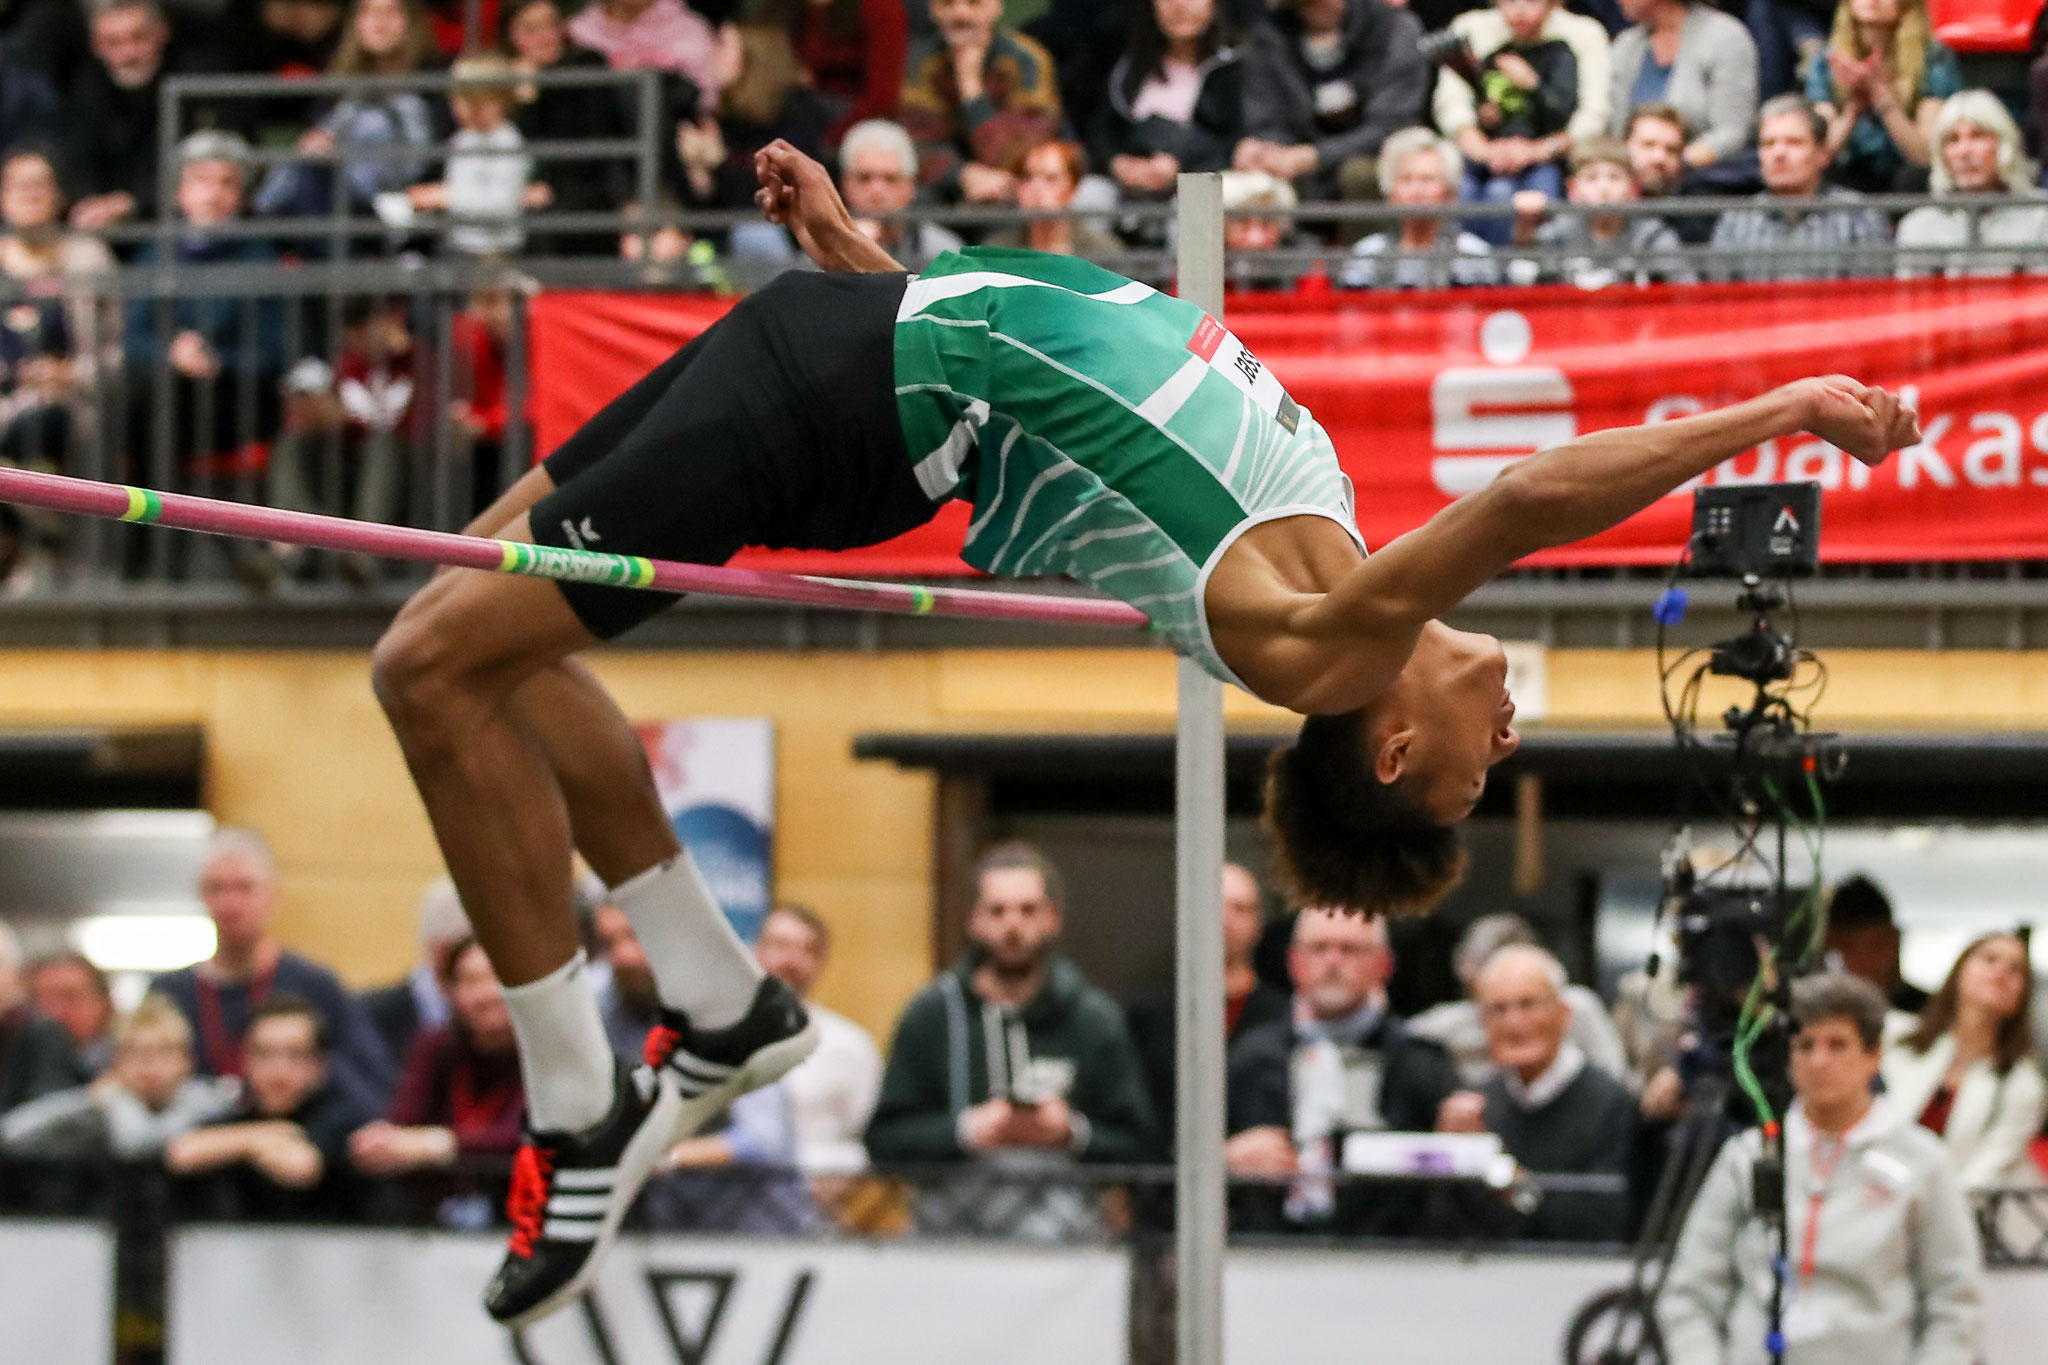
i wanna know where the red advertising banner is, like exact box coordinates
[530,277,2048,575]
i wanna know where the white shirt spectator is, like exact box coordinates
[785,1000,881,1175]
[445,124,532,256]
[1409,984,1630,1088]
[1342,230,1499,288]
[1880,1010,2046,1190]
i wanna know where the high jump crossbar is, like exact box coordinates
[0,464,1151,629]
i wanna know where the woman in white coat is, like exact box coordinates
[1882,931,2043,1196]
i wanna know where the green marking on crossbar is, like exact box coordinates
[495,539,655,588]
[119,487,162,523]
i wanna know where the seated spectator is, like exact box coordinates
[1,995,236,1159]
[754,903,882,1177]
[1409,913,1631,1087]
[1340,128,1499,288]
[1707,95,1888,280]
[1896,92,2048,276]
[568,0,737,103]
[1825,872,1927,1012]
[1237,0,1426,204]
[1659,974,1981,1365]
[358,877,469,1071]
[1807,0,1956,193]
[1092,0,1245,210]
[166,995,373,1220]
[759,0,908,148]
[252,0,439,224]
[867,842,1156,1240]
[151,828,394,1116]
[1437,0,1614,247]
[839,117,965,262]
[268,297,418,584]
[504,0,632,256]
[1434,945,1635,1241]
[63,0,229,231]
[1608,0,1757,173]
[981,139,1123,256]
[0,921,84,1114]
[1219,170,1310,290]
[1883,932,2045,1191]
[1128,861,1291,1140]
[1623,101,1718,243]
[349,937,522,1202]
[1225,908,1456,1234]
[405,55,550,256]
[899,0,1062,204]
[28,951,116,1077]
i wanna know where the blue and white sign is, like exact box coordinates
[639,718,776,943]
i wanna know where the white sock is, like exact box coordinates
[611,850,765,1029]
[499,950,617,1135]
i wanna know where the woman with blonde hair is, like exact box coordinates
[1882,930,2045,1191]
[1805,0,1959,191]
[1896,91,2048,275]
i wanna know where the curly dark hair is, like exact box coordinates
[1261,709,1466,918]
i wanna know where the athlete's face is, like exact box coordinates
[1370,625,1520,823]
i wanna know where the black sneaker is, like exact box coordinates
[483,1061,681,1329]
[642,976,819,1142]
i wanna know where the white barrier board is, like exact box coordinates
[0,1220,113,1364]
[171,1228,1128,1365]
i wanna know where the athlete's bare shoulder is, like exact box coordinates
[1205,515,1414,713]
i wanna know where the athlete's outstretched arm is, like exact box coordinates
[753,140,906,274]
[1270,377,1916,707]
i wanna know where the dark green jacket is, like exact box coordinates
[866,956,1158,1164]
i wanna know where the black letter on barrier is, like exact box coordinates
[646,1269,737,1365]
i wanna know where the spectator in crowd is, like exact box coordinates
[0,33,60,155]
[867,842,1156,1237]
[253,0,439,223]
[1237,0,1427,204]
[753,902,881,1177]
[268,296,418,584]
[1883,932,2045,1191]
[1219,169,1309,290]
[1,994,236,1159]
[504,0,632,256]
[569,0,736,103]
[1807,0,1956,193]
[1225,908,1457,1234]
[1341,127,1499,288]
[1092,0,1245,212]
[167,995,373,1220]
[151,828,394,1116]
[1409,912,1631,1087]
[1825,872,1927,1012]
[1625,99,1687,196]
[63,0,227,230]
[981,139,1122,256]
[1019,0,1131,139]
[28,951,116,1077]
[898,0,1062,203]
[839,117,964,261]
[405,54,550,256]
[1659,974,1981,1365]
[349,937,523,1189]
[759,0,907,148]
[1434,0,1614,246]
[1435,945,1636,1241]
[0,920,84,1114]
[1895,92,2048,276]
[1513,139,1695,286]
[1128,861,1291,1141]
[1607,0,1758,172]
[358,877,469,1071]
[446,279,516,517]
[1707,96,1888,280]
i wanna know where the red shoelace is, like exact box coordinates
[505,1144,556,1258]
[642,1024,681,1069]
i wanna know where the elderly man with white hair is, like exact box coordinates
[0,920,85,1115]
[1435,943,1636,1241]
[1895,90,2048,277]
[839,118,964,263]
[151,828,395,1115]
[360,878,472,1069]
[1340,126,1499,289]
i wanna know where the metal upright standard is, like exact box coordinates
[1172,171,1229,1365]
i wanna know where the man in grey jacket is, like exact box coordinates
[1658,974,1981,1365]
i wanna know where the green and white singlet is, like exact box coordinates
[892,247,1364,688]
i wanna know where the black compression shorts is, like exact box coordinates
[529,269,933,640]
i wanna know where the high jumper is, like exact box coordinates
[365,142,1920,1326]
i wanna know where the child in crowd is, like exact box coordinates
[406,54,552,256]
[1512,135,1694,285]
